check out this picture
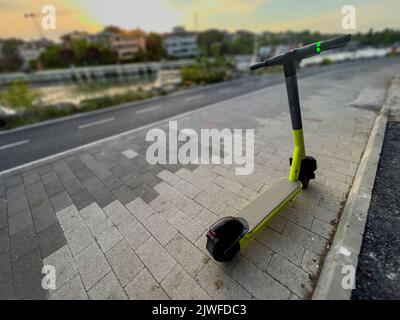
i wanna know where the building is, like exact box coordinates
[94,28,146,61]
[258,46,273,60]
[18,38,53,67]
[163,26,199,58]
[60,31,93,48]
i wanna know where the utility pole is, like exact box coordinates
[24,12,44,39]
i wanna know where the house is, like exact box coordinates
[60,31,93,48]
[163,26,199,58]
[18,38,53,67]
[258,46,273,60]
[94,28,146,61]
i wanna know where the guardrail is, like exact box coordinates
[0,59,195,87]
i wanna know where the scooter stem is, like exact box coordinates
[283,61,306,182]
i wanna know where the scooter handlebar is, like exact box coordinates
[250,34,352,70]
[250,61,266,71]
[296,34,352,60]
[321,34,352,51]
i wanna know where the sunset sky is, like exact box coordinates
[0,0,399,41]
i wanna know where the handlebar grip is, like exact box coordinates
[250,62,266,71]
[320,34,352,51]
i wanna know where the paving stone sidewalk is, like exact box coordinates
[0,73,378,300]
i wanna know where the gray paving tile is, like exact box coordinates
[43,245,78,293]
[161,264,210,300]
[105,240,144,287]
[88,271,128,300]
[169,211,205,243]
[6,196,29,217]
[255,227,305,266]
[117,216,150,250]
[0,281,16,299]
[101,174,123,191]
[240,240,274,272]
[90,218,122,252]
[70,188,96,210]
[149,195,180,221]
[136,236,176,282]
[267,254,313,298]
[125,268,169,300]
[51,275,88,300]
[143,213,177,246]
[9,226,38,261]
[12,248,48,299]
[0,227,9,254]
[166,233,209,277]
[56,205,82,231]
[112,185,135,205]
[195,260,251,300]
[8,208,33,236]
[80,202,107,231]
[64,221,94,255]
[0,252,12,285]
[174,179,201,199]
[50,191,73,212]
[38,223,67,259]
[74,242,111,290]
[31,203,58,233]
[103,200,131,225]
[126,197,155,222]
[64,178,85,195]
[232,257,290,300]
[0,210,7,230]
[283,221,327,255]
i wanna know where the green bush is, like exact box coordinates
[0,79,38,110]
[321,58,332,65]
[0,89,164,130]
[181,66,228,84]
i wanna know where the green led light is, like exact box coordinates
[316,41,321,53]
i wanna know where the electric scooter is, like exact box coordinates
[206,34,352,262]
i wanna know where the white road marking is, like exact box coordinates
[0,140,29,151]
[78,117,115,129]
[0,85,272,177]
[184,94,203,102]
[136,105,162,114]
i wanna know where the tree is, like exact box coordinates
[0,38,24,72]
[146,32,165,61]
[70,38,90,65]
[197,29,226,56]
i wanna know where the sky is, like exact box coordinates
[0,0,399,41]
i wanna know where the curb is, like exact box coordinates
[312,104,389,300]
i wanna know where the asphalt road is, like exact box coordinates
[1,57,400,172]
[352,121,400,300]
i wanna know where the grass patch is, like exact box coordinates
[0,88,167,130]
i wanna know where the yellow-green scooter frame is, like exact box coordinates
[239,128,305,247]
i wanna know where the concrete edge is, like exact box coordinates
[312,104,389,300]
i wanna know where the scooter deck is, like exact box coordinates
[237,178,301,232]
